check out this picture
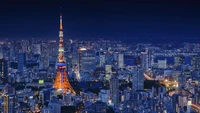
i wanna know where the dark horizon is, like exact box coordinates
[1,0,200,42]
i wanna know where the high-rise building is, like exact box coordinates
[39,88,53,105]
[99,55,105,67]
[21,40,29,53]
[187,99,192,113]
[141,48,154,69]
[47,97,62,113]
[80,49,96,71]
[147,48,154,68]
[17,52,26,73]
[178,74,185,93]
[99,89,110,103]
[174,55,185,67]
[117,54,124,68]
[33,44,41,55]
[132,68,144,92]
[53,10,76,94]
[158,59,167,69]
[141,52,148,69]
[172,94,180,113]
[0,59,8,78]
[191,55,200,70]
[105,65,112,80]
[2,94,15,113]
[110,76,119,105]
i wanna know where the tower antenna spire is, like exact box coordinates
[53,8,76,94]
[59,7,63,30]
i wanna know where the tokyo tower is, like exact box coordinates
[53,9,76,94]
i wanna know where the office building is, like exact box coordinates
[80,49,96,71]
[110,76,119,105]
[191,55,200,70]
[99,55,105,67]
[132,68,144,92]
[117,54,124,68]
[174,56,185,67]
[17,52,26,73]
[105,65,112,80]
[158,59,167,69]
[141,52,148,69]
[2,94,15,113]
[0,59,8,78]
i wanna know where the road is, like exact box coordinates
[191,104,200,112]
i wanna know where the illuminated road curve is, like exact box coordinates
[144,73,178,86]
[192,104,200,112]
[168,90,176,96]
[144,73,155,80]
[144,73,178,95]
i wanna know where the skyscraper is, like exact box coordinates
[174,55,185,67]
[0,59,8,78]
[2,94,15,113]
[132,68,144,92]
[141,52,148,69]
[117,54,124,68]
[17,52,26,73]
[178,74,185,93]
[191,55,200,70]
[147,48,154,68]
[53,10,75,94]
[110,76,119,105]
[99,55,105,67]
[105,65,112,80]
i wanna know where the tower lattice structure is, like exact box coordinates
[53,10,76,94]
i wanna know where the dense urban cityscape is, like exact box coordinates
[1,1,200,113]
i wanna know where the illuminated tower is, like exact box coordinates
[53,10,76,94]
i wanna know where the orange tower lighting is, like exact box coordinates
[53,8,76,94]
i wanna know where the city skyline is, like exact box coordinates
[0,2,200,112]
[1,0,200,42]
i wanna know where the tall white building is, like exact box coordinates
[187,99,192,113]
[141,48,154,70]
[141,52,148,69]
[147,48,154,68]
[117,54,124,68]
[105,65,112,80]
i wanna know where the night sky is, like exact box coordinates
[1,0,200,42]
